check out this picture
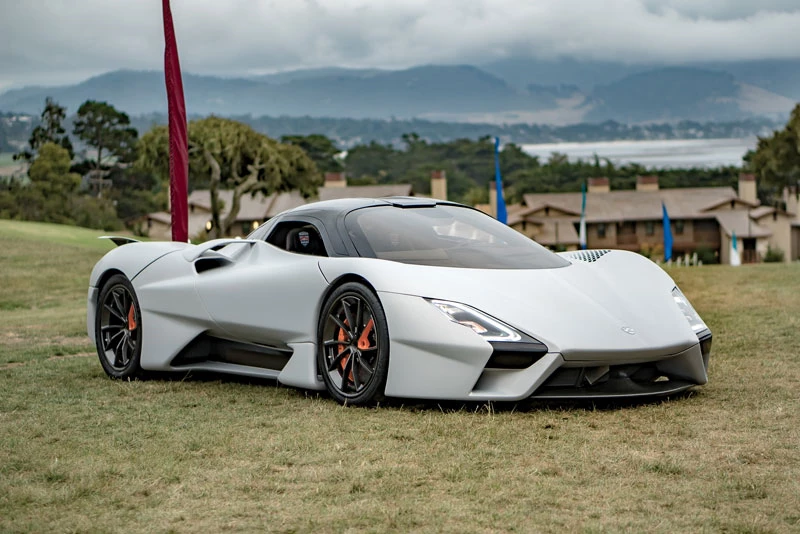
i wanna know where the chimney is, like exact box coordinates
[738,173,757,205]
[324,172,347,188]
[636,175,659,192]
[588,177,610,194]
[784,186,799,219]
[431,170,447,200]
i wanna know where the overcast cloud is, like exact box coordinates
[1,0,799,91]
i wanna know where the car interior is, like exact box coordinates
[266,222,328,257]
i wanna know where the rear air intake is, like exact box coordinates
[565,249,610,263]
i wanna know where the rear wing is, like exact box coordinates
[98,236,141,247]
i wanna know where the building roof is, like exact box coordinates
[748,205,797,221]
[146,211,171,225]
[713,211,772,239]
[187,189,308,222]
[522,187,741,222]
[747,206,775,220]
[319,184,413,201]
[235,193,275,221]
[146,211,217,237]
[267,190,307,217]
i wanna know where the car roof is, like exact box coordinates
[287,196,461,215]
[256,197,472,257]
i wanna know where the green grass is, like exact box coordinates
[1,220,799,533]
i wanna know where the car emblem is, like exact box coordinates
[621,326,636,335]
[299,231,310,247]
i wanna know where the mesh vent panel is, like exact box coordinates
[565,249,611,262]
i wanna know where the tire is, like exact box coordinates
[317,282,389,406]
[95,274,143,379]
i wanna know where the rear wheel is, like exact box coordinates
[318,282,389,405]
[95,274,142,379]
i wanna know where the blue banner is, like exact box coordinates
[493,137,507,224]
[662,202,673,261]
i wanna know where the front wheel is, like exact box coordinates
[318,282,389,405]
[95,274,143,379]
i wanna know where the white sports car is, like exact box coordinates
[88,197,712,405]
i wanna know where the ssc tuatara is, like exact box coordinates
[88,197,712,405]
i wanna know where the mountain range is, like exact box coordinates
[1,58,798,125]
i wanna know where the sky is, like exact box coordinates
[2,0,800,91]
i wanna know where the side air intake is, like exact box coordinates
[565,249,611,263]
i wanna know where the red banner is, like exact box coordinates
[162,0,188,242]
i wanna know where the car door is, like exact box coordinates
[193,219,333,347]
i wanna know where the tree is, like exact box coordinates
[281,134,343,174]
[15,143,81,223]
[106,166,165,235]
[14,97,74,162]
[138,117,322,238]
[746,104,800,202]
[72,100,138,171]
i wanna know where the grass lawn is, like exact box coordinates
[1,219,799,532]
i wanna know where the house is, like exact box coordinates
[142,172,415,239]
[143,189,306,240]
[317,172,413,201]
[498,174,800,263]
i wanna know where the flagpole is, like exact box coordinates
[163,0,189,242]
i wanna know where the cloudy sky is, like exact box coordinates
[2,0,800,91]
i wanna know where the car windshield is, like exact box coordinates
[345,205,570,269]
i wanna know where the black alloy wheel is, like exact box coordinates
[318,282,389,405]
[95,274,143,379]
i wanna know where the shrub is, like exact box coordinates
[764,245,784,263]
[695,246,718,265]
[68,196,123,231]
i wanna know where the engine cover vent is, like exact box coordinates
[565,249,611,263]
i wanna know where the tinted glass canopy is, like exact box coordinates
[345,205,570,269]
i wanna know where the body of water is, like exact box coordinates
[520,138,757,169]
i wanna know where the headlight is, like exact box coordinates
[428,299,522,342]
[672,287,707,333]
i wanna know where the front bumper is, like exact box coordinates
[380,291,712,402]
[531,331,711,400]
[469,331,711,401]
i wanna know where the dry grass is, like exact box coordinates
[1,220,799,533]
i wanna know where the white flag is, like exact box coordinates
[730,232,741,267]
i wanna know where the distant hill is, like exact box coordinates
[480,57,647,92]
[587,68,741,122]
[0,59,796,124]
[585,67,795,123]
[480,56,800,100]
[0,66,557,119]
[250,67,387,84]
[705,59,800,100]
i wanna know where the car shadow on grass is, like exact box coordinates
[136,369,702,413]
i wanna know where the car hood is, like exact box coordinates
[318,250,699,361]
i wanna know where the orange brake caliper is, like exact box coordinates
[358,319,374,350]
[127,305,137,331]
[337,321,354,381]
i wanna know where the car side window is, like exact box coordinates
[266,221,328,257]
